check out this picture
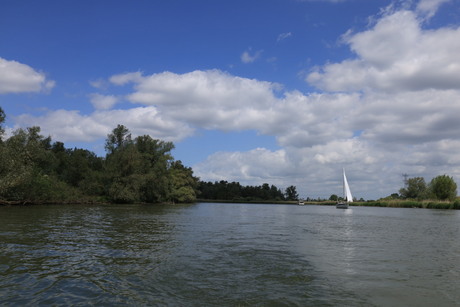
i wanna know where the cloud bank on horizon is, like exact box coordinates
[1,0,460,199]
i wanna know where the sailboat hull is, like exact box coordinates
[336,202,349,209]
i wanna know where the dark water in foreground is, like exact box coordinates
[1,203,459,306]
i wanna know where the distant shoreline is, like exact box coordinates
[197,199,460,209]
[2,199,459,210]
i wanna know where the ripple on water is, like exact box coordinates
[1,204,460,306]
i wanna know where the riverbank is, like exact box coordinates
[2,198,459,209]
[353,200,460,209]
[198,199,460,209]
[303,200,460,209]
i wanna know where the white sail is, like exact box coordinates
[343,169,353,203]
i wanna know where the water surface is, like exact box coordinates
[1,203,459,306]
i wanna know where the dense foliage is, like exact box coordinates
[197,181,298,201]
[428,175,457,201]
[399,177,428,199]
[0,108,199,204]
[399,175,457,201]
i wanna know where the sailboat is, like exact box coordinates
[336,168,353,209]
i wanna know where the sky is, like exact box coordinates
[1,0,460,200]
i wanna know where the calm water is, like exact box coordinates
[1,203,459,306]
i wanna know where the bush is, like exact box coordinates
[429,175,457,201]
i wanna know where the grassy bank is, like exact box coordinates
[351,200,460,209]
[197,199,460,209]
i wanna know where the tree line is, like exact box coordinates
[198,181,299,202]
[0,107,298,205]
[0,107,199,204]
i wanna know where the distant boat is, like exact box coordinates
[336,168,353,209]
[298,200,305,206]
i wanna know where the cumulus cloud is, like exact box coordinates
[355,90,460,146]
[416,0,451,19]
[108,69,363,149]
[194,148,291,184]
[307,7,460,93]
[109,71,143,85]
[193,139,388,199]
[0,57,55,94]
[89,93,119,110]
[120,70,283,131]
[14,106,194,144]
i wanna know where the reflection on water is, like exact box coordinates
[1,203,459,306]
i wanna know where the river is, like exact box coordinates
[1,203,459,306]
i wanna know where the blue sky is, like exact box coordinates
[1,0,460,200]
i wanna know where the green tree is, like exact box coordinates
[270,184,284,200]
[105,124,132,154]
[399,177,427,199]
[285,185,299,201]
[169,160,199,203]
[105,142,144,203]
[51,143,105,196]
[261,183,271,200]
[429,175,457,201]
[329,194,338,201]
[135,135,175,203]
[0,107,5,139]
[0,127,71,202]
[104,126,179,203]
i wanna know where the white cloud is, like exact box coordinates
[307,9,460,93]
[122,69,282,131]
[241,49,263,63]
[109,71,143,85]
[355,90,460,146]
[112,69,363,148]
[0,57,55,94]
[194,148,291,184]
[14,106,194,144]
[416,0,451,20]
[89,93,119,110]
[12,70,286,146]
[14,110,108,142]
[193,139,389,199]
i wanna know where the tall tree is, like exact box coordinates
[105,124,132,154]
[169,160,199,203]
[285,185,299,201]
[429,175,457,201]
[0,107,5,139]
[399,177,427,199]
[329,194,338,201]
[104,126,180,203]
[1,127,61,201]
